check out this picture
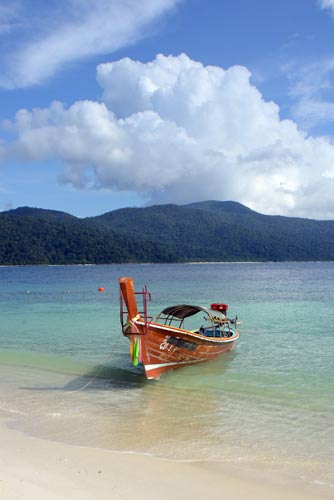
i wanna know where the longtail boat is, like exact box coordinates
[119,277,239,380]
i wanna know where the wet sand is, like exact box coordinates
[0,419,331,500]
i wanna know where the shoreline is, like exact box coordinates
[0,418,332,500]
[1,260,334,268]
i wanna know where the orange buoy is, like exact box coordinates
[98,287,105,292]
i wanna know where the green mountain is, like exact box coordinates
[5,206,77,221]
[90,201,334,262]
[0,208,174,265]
[184,200,256,215]
[1,201,334,264]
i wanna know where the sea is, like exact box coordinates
[0,263,333,490]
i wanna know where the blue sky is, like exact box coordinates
[1,0,334,218]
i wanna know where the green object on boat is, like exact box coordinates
[133,336,140,366]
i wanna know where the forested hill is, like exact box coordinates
[1,201,334,265]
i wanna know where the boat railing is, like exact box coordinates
[156,311,236,339]
[157,313,184,328]
[200,323,235,338]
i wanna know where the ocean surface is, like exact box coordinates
[0,263,333,489]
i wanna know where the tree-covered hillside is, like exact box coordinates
[1,201,334,264]
[0,210,174,265]
[91,201,334,262]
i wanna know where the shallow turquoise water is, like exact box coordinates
[0,263,333,488]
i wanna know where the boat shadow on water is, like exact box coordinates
[20,364,148,392]
[19,349,237,393]
[64,350,237,391]
[64,365,148,391]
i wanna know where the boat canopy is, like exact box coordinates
[158,304,226,322]
[159,304,204,319]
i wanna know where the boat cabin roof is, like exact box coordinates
[158,304,226,322]
[159,304,203,319]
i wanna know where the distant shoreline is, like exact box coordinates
[1,260,334,268]
[2,202,334,265]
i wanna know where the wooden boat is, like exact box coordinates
[119,277,239,380]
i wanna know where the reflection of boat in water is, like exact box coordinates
[119,277,240,380]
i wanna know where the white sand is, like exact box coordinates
[0,419,331,500]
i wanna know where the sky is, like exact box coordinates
[0,0,334,219]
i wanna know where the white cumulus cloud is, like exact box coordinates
[284,58,334,130]
[4,54,334,219]
[318,0,334,14]
[0,0,181,88]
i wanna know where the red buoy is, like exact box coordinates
[98,287,105,292]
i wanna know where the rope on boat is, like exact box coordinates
[69,331,123,393]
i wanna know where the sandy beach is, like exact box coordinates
[0,418,331,500]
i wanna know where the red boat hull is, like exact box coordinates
[127,320,237,379]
